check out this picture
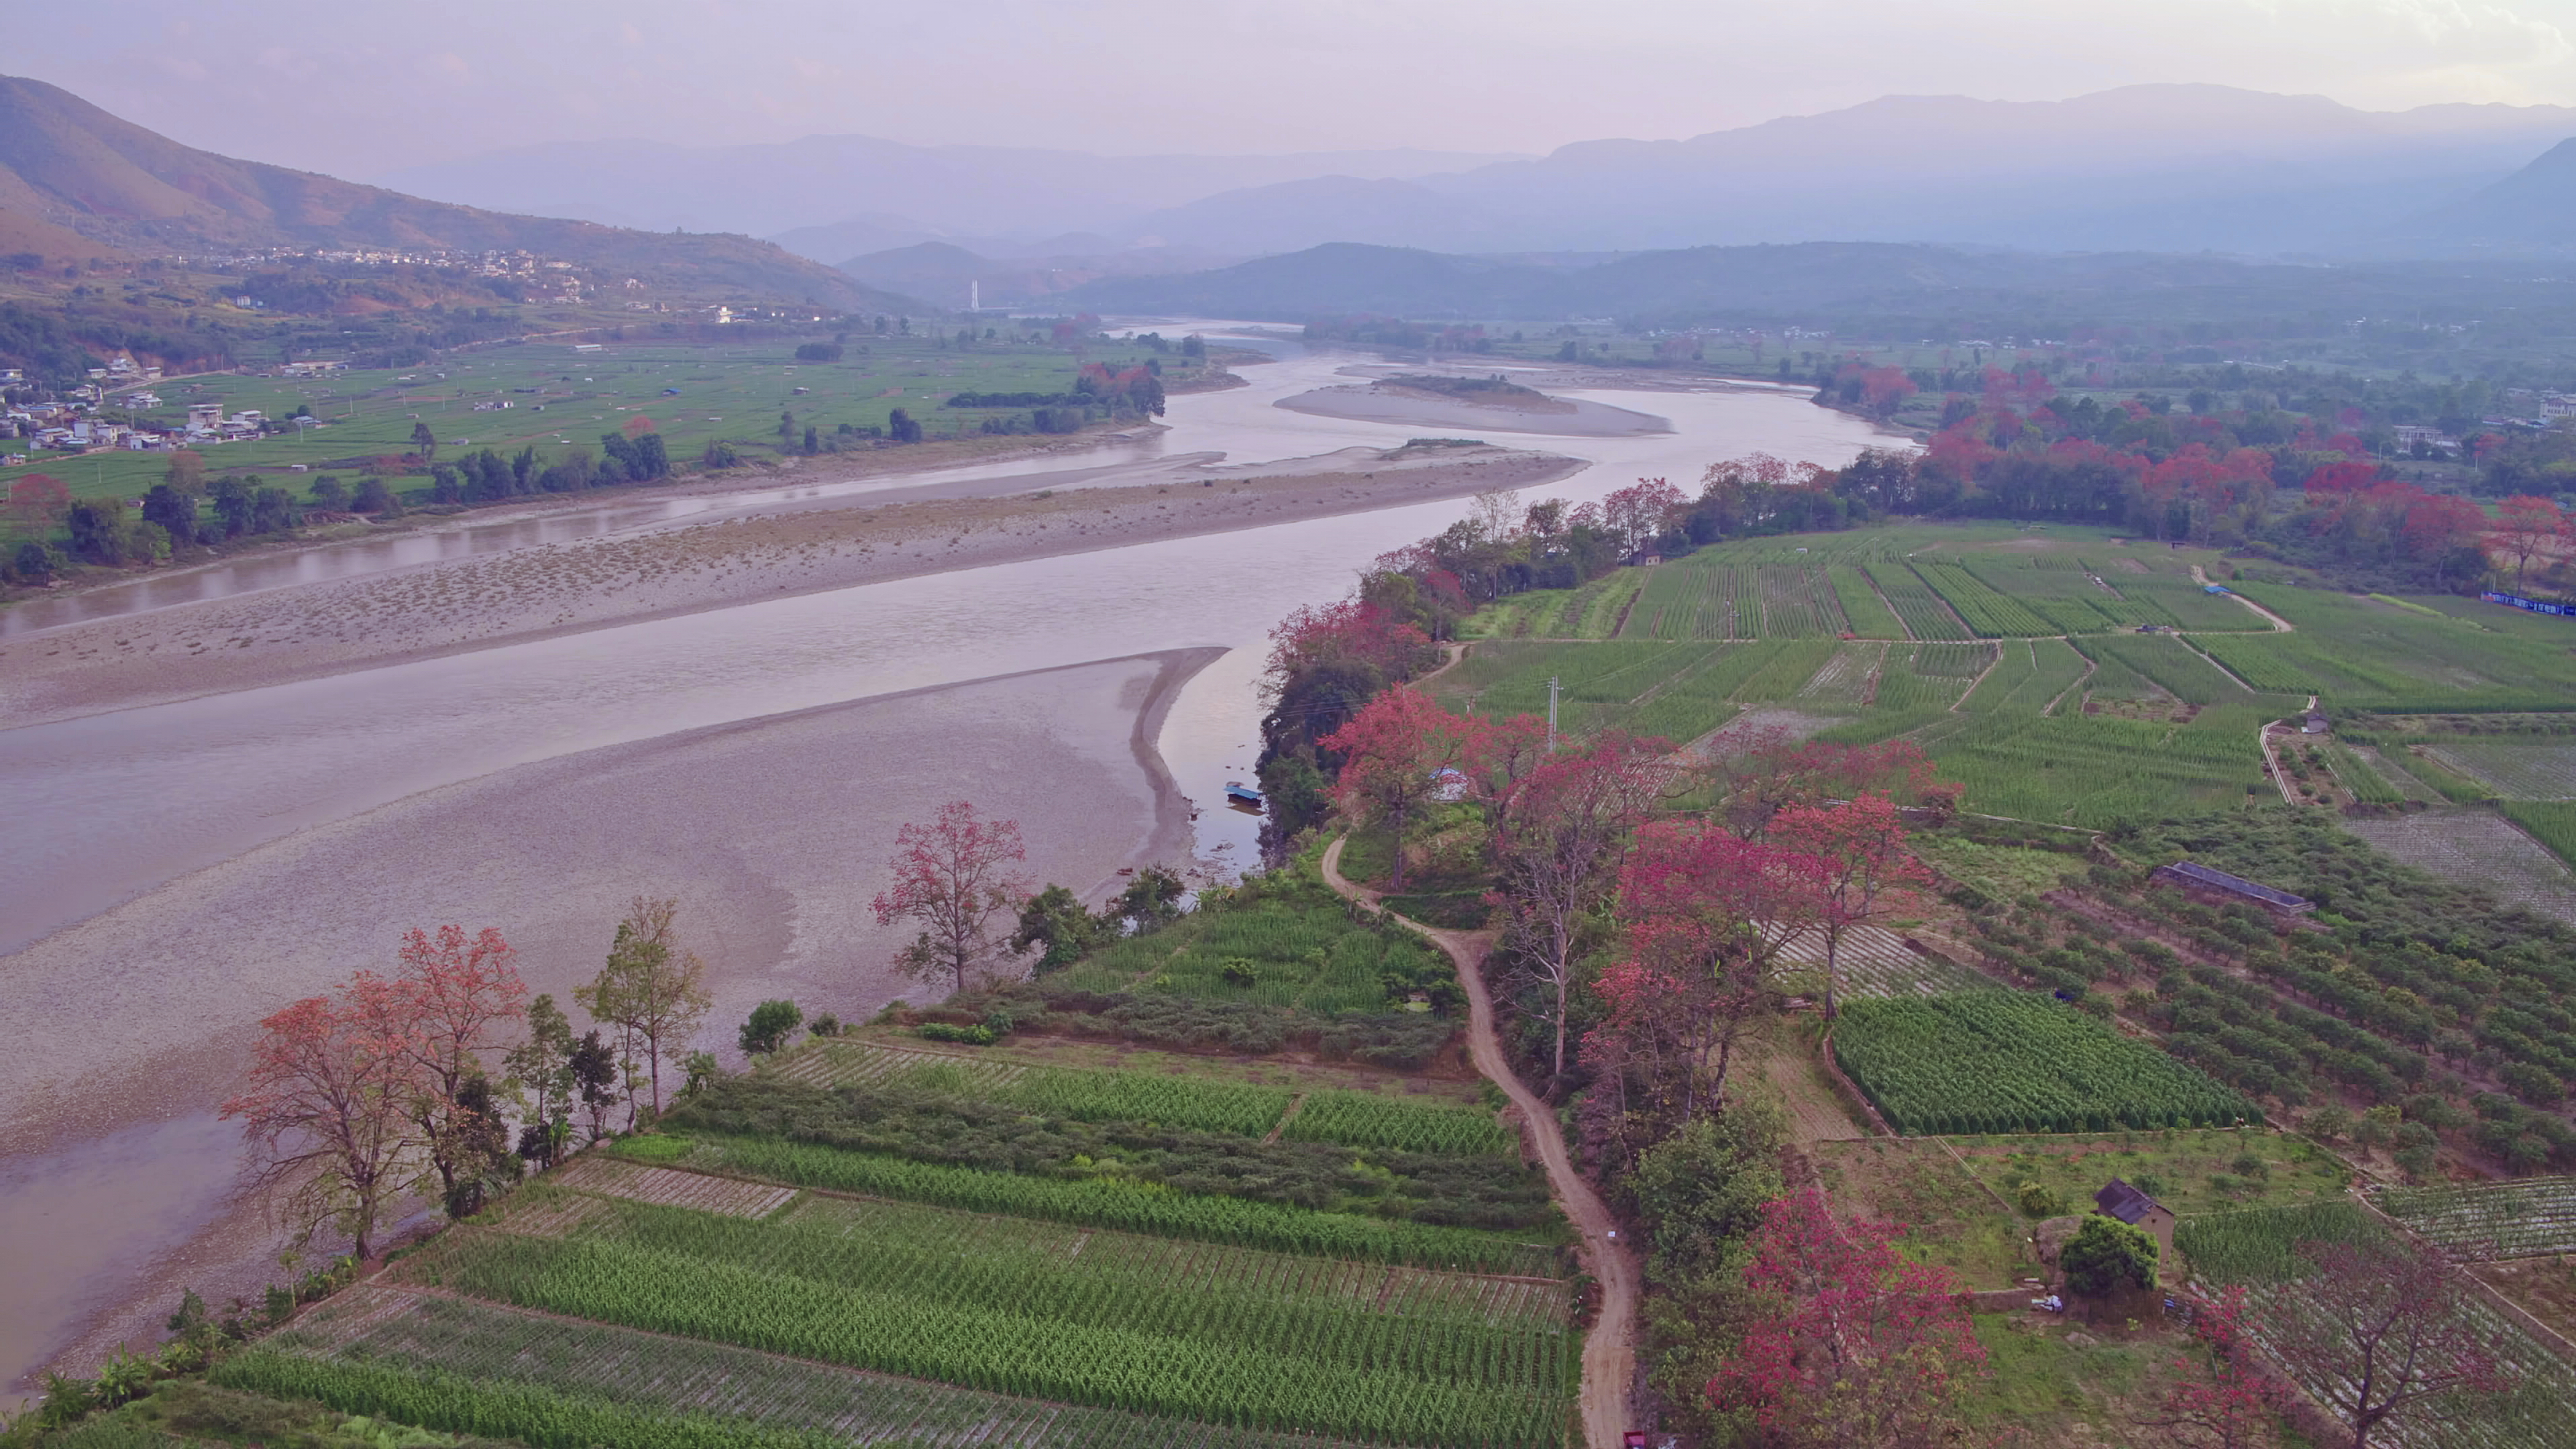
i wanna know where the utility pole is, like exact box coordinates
[1546,676,1560,753]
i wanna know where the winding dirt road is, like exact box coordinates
[1320,838,1640,1449]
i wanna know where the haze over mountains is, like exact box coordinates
[0,75,903,309]
[11,70,2576,327]
[381,83,2576,272]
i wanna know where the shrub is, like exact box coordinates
[2017,1181,2068,1217]
[2060,1214,2158,1295]
[915,1022,997,1045]
[738,1000,802,1055]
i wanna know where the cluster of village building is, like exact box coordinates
[0,355,307,460]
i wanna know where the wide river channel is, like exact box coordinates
[0,327,1893,1393]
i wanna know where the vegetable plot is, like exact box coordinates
[2373,1177,2576,1260]
[1831,990,2259,1134]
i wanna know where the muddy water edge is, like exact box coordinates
[0,328,1896,1394]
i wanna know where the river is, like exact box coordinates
[0,327,1892,1393]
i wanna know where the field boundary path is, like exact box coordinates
[1320,837,1639,1449]
[2190,566,2294,631]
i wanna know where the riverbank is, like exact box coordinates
[3,647,1218,1393]
[1274,383,1670,437]
[0,443,1576,727]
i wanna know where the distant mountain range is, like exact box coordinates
[0,75,909,309]
[382,83,2576,263]
[372,139,1528,252]
[1055,238,2576,335]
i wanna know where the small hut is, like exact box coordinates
[2094,1178,2176,1283]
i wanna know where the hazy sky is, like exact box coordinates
[17,0,2576,174]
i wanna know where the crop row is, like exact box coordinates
[1864,564,1974,640]
[1913,562,2057,637]
[267,1289,1374,1449]
[1960,638,2088,714]
[1831,990,2259,1134]
[2322,744,2406,804]
[451,1193,1571,1390]
[1283,1089,1515,1157]
[1869,645,1980,712]
[2177,1203,2576,1449]
[1916,706,2269,825]
[1828,564,1907,637]
[409,1218,1568,1444]
[1758,566,1845,638]
[684,1133,1558,1276]
[2372,1176,2576,1260]
[2504,802,2576,871]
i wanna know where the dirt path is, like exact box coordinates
[2190,566,2293,631]
[1320,837,1638,1449]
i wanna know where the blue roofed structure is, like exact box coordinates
[2150,860,2312,915]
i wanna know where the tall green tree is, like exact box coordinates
[578,898,713,1123]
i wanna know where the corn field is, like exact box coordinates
[1831,990,2259,1134]
[256,1288,1409,1449]
[1281,1089,1516,1157]
[687,1133,1558,1275]
[396,1198,1573,1446]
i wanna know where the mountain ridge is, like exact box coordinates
[0,74,910,309]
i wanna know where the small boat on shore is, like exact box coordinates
[1225,780,1264,808]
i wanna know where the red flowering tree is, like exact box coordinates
[1858,366,1917,419]
[1615,820,1831,1111]
[2271,1235,2515,1449]
[2493,494,2565,587]
[873,801,1032,994]
[225,924,531,1248]
[223,971,425,1259]
[1486,731,1671,1077]
[1320,688,1479,892]
[1712,1186,1988,1448]
[2144,1286,2284,1449]
[2304,460,2383,495]
[1770,794,1931,1018]
[393,925,527,1209]
[1601,477,1686,555]
[1703,731,1937,841]
[7,472,69,535]
[2402,491,2488,574]
[1263,597,1436,692]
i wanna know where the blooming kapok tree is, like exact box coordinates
[393,925,528,1212]
[2143,1286,2286,1449]
[1615,820,1831,1113]
[873,801,1032,996]
[223,971,425,1260]
[1770,794,1931,1018]
[1320,688,1480,893]
[1601,477,1686,556]
[1485,731,1671,1079]
[7,472,70,535]
[2492,494,2566,588]
[2270,1234,2516,1449]
[1713,1186,1988,1448]
[1702,731,1939,841]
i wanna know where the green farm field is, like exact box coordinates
[21,335,1188,504]
[1449,521,2576,828]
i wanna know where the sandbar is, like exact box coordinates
[0,444,1577,727]
[1273,384,1671,437]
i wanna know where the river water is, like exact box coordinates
[0,328,1890,1391]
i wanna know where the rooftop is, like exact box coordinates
[2095,1178,2161,1224]
[2155,859,2310,912]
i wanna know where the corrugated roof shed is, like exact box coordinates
[2096,1178,2159,1224]
[2156,860,2310,911]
